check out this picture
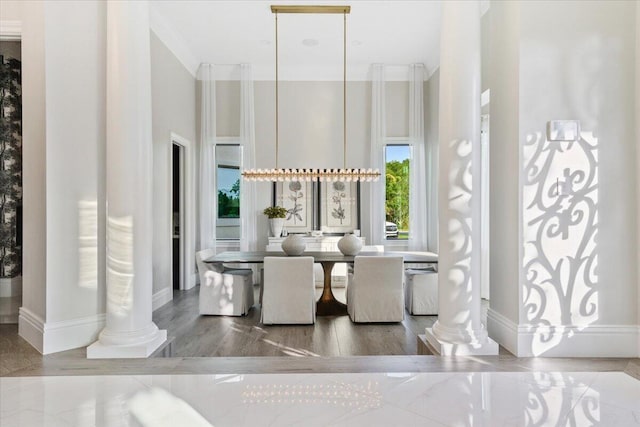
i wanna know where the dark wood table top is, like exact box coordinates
[205,251,438,264]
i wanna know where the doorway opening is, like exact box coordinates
[168,133,194,295]
[0,40,22,324]
[171,143,184,290]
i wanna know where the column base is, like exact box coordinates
[87,329,167,359]
[424,327,499,356]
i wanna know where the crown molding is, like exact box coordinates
[149,6,199,77]
[210,63,431,81]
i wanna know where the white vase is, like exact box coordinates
[281,234,306,256]
[269,218,284,238]
[338,233,362,256]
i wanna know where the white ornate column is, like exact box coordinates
[425,0,498,355]
[87,0,166,358]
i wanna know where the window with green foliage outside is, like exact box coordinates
[385,145,410,240]
[217,166,240,219]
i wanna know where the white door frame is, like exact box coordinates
[170,133,195,291]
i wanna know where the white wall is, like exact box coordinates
[386,82,409,137]
[3,0,49,351]
[150,31,196,299]
[215,80,420,250]
[488,0,521,330]
[7,1,109,354]
[488,0,639,357]
[216,80,240,137]
[481,9,491,94]
[253,81,372,170]
[43,0,106,326]
[524,0,636,326]
[636,0,640,356]
[0,0,21,20]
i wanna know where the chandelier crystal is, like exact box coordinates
[242,168,381,182]
[242,5,380,182]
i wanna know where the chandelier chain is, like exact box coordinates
[343,11,347,170]
[275,11,279,169]
[241,5,380,182]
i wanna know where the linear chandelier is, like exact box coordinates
[242,5,380,182]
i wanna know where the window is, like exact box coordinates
[215,144,242,240]
[385,144,411,241]
[217,165,240,219]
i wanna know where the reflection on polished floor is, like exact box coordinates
[2,284,639,427]
[2,371,639,426]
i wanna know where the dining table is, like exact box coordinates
[205,251,438,316]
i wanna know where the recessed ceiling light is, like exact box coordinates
[302,38,319,47]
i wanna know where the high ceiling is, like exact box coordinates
[149,1,444,80]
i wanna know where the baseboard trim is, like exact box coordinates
[0,276,22,297]
[18,307,44,353]
[487,308,518,355]
[43,313,106,355]
[153,287,173,311]
[487,308,639,357]
[19,308,106,355]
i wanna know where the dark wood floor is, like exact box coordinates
[152,285,438,357]
[1,292,638,378]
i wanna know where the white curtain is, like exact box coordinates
[408,64,428,250]
[198,64,216,250]
[369,64,386,245]
[239,64,258,251]
[425,71,439,253]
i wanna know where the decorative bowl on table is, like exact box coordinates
[338,233,362,256]
[281,234,306,256]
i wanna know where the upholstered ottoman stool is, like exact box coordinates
[404,269,438,315]
[198,268,254,316]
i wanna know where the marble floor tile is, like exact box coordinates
[579,372,640,413]
[580,400,640,426]
[1,371,638,427]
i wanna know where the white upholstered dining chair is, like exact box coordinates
[346,245,384,276]
[261,256,316,325]
[196,249,254,316]
[347,256,404,323]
